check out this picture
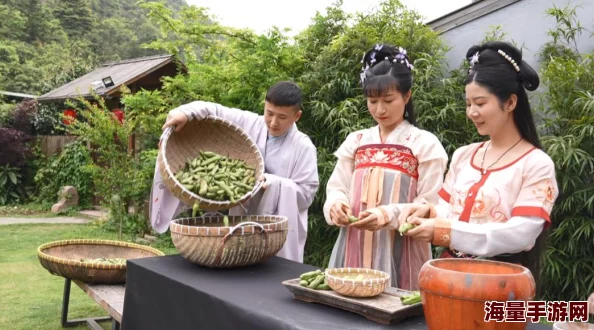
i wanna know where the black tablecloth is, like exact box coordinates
[121,255,552,330]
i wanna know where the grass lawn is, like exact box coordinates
[0,223,176,330]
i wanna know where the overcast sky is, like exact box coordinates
[185,0,471,35]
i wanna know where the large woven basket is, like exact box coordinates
[325,268,390,298]
[38,239,165,284]
[158,116,265,211]
[170,214,288,268]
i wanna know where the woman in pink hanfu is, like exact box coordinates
[323,44,448,290]
[399,41,559,293]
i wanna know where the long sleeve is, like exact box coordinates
[434,198,452,218]
[323,132,359,226]
[149,161,189,233]
[171,100,262,133]
[441,215,546,257]
[264,142,319,211]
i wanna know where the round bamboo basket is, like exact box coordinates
[158,116,265,211]
[37,239,165,284]
[325,268,390,298]
[170,214,288,268]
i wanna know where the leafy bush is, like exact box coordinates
[0,164,29,205]
[33,103,64,136]
[537,5,594,302]
[0,99,37,168]
[34,140,94,207]
[10,99,36,134]
[64,96,156,237]
[0,102,15,127]
[0,128,32,167]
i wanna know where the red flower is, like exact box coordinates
[63,109,77,125]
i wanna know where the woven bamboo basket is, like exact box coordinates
[170,214,288,268]
[158,116,265,211]
[37,239,165,284]
[325,268,390,298]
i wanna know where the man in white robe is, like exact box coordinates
[150,81,319,263]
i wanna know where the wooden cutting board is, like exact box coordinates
[282,278,423,325]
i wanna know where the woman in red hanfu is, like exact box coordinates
[323,44,449,290]
[399,41,559,291]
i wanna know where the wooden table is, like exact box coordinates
[61,278,125,330]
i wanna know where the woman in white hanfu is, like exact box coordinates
[399,41,559,293]
[323,44,448,290]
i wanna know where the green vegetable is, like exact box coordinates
[173,151,256,202]
[398,222,416,236]
[315,283,331,290]
[348,215,359,223]
[299,270,322,280]
[223,215,229,227]
[298,270,333,291]
[400,291,421,305]
[308,274,325,289]
[192,203,200,218]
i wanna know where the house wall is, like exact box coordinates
[435,0,594,74]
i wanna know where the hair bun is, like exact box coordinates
[466,41,540,91]
[517,60,540,91]
[360,44,413,84]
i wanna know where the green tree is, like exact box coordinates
[0,4,26,41]
[52,0,97,39]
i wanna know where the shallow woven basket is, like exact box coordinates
[170,214,288,268]
[325,268,390,298]
[158,116,265,211]
[38,239,165,284]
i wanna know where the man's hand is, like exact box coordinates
[162,110,188,132]
[258,175,267,190]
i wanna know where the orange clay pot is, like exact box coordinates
[419,258,535,330]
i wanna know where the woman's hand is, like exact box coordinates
[403,217,435,243]
[330,203,352,227]
[350,209,387,231]
[397,203,432,227]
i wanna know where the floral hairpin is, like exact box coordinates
[392,52,414,71]
[469,51,480,68]
[360,45,413,84]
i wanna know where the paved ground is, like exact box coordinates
[0,209,107,225]
[0,216,92,225]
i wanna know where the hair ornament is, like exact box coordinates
[469,51,480,68]
[360,45,413,84]
[497,49,520,72]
